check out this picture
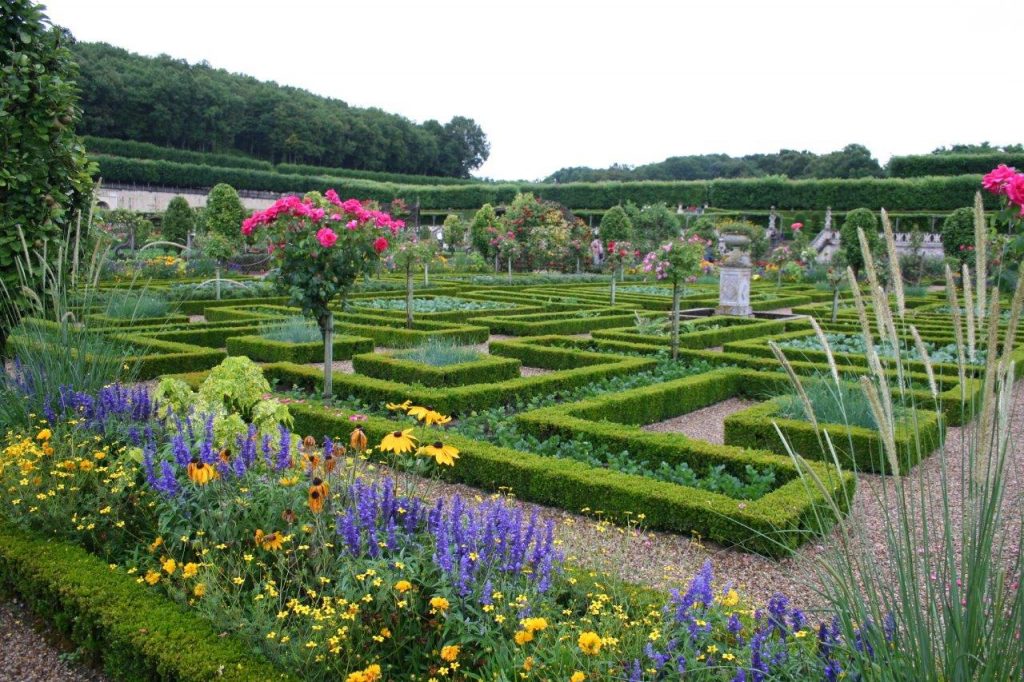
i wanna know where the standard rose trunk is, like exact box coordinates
[671,279,682,360]
[321,310,333,398]
[405,264,414,329]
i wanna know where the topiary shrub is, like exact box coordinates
[839,208,880,273]
[941,207,975,264]
[599,205,634,242]
[161,196,195,244]
[442,213,467,251]
[205,183,245,238]
[470,203,499,259]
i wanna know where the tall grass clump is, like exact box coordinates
[1,208,141,429]
[770,199,1024,680]
[775,377,890,429]
[103,290,171,319]
[396,337,483,366]
[258,316,322,343]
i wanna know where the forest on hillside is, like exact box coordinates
[546,142,1024,183]
[70,41,490,177]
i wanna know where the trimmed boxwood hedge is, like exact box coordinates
[0,522,294,681]
[592,317,804,350]
[352,351,521,387]
[85,312,190,327]
[286,404,853,557]
[262,347,654,415]
[226,334,374,363]
[475,308,636,336]
[723,397,943,474]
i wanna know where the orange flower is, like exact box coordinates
[219,447,231,465]
[308,477,329,513]
[350,426,368,453]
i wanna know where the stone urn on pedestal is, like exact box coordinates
[716,230,753,317]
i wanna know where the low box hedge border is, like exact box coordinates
[202,305,491,348]
[226,334,374,363]
[507,367,856,554]
[475,309,637,336]
[85,312,190,327]
[262,349,655,415]
[352,351,522,387]
[723,397,944,474]
[286,404,852,558]
[0,522,294,682]
[592,317,804,350]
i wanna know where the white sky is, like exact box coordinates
[43,0,1023,181]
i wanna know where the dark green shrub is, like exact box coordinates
[161,196,195,244]
[470,203,499,258]
[839,208,880,273]
[941,207,975,264]
[1,0,94,348]
[599,205,634,241]
[204,183,246,238]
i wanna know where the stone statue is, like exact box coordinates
[768,206,777,232]
[824,206,832,232]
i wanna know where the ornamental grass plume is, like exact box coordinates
[769,198,1024,681]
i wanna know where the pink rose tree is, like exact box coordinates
[604,240,637,304]
[493,231,523,284]
[983,164,1024,227]
[241,190,403,395]
[641,234,706,360]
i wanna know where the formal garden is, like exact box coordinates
[3,3,1024,681]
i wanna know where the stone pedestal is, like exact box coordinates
[717,265,753,317]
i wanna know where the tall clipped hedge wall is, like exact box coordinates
[93,156,992,211]
[888,153,1024,178]
[85,136,274,171]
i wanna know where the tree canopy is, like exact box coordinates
[70,42,489,178]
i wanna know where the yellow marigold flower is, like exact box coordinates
[186,458,217,485]
[416,441,459,466]
[345,663,382,682]
[722,652,736,661]
[578,631,602,655]
[440,645,460,662]
[386,400,412,412]
[794,629,809,638]
[571,673,586,682]
[79,460,94,472]
[394,580,412,593]
[513,630,534,645]
[193,583,206,597]
[144,570,161,586]
[379,428,418,455]
[350,426,367,453]
[720,588,740,607]
[35,429,51,442]
[707,644,718,654]
[162,558,177,575]
[429,596,450,612]
[523,656,534,672]
[182,562,199,578]
[521,617,548,633]
[148,537,163,552]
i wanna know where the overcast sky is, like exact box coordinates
[43,0,1022,180]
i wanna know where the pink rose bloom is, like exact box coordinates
[325,189,342,206]
[1005,174,1024,215]
[330,213,342,221]
[316,227,338,248]
[347,220,359,230]
[373,237,389,253]
[791,222,803,231]
[982,164,1018,195]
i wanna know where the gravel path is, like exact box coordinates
[0,600,109,682]
[641,398,756,444]
[520,367,552,377]
[310,360,354,374]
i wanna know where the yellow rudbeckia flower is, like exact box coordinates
[386,400,412,412]
[379,429,418,455]
[417,441,459,466]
